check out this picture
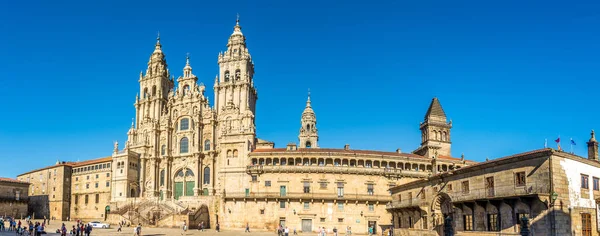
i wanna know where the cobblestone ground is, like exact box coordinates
[0,221,367,236]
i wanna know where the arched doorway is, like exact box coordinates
[431,193,453,235]
[194,204,210,229]
[174,168,195,200]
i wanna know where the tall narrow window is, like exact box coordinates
[180,137,189,153]
[161,145,166,156]
[160,170,165,186]
[303,182,310,193]
[224,71,230,82]
[485,177,495,197]
[203,167,210,184]
[488,214,499,231]
[515,172,526,186]
[582,174,589,189]
[337,182,344,197]
[594,177,599,191]
[235,69,241,80]
[367,184,374,195]
[204,140,210,151]
[462,181,470,193]
[180,118,190,131]
[464,214,473,231]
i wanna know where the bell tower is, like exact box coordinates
[413,97,452,158]
[136,35,174,126]
[299,91,319,148]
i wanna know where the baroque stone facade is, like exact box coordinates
[388,130,600,236]
[17,19,474,234]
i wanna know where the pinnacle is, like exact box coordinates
[424,97,446,121]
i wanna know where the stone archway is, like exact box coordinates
[193,204,210,229]
[431,192,453,235]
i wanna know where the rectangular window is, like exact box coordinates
[106,182,110,187]
[303,182,310,193]
[487,214,499,231]
[265,180,271,187]
[464,214,473,231]
[74,195,78,204]
[320,218,326,223]
[280,186,287,197]
[337,182,344,197]
[447,184,453,192]
[594,177,599,191]
[422,216,428,229]
[102,164,106,169]
[85,195,89,204]
[515,172,526,186]
[462,181,470,193]
[338,218,344,223]
[304,202,309,210]
[87,176,90,180]
[106,173,110,177]
[582,213,592,236]
[251,175,257,182]
[95,182,99,188]
[485,176,495,197]
[260,209,265,214]
[338,203,344,211]
[75,177,79,181]
[86,183,89,189]
[95,194,99,204]
[367,184,374,195]
[279,201,285,209]
[582,174,589,189]
[368,204,374,211]
[320,182,327,189]
[96,174,99,179]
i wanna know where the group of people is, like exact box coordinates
[0,218,50,236]
[67,221,93,236]
[276,225,297,236]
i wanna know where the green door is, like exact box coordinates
[174,182,183,200]
[280,186,286,196]
[185,181,195,196]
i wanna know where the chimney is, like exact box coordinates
[588,130,598,160]
[396,148,402,153]
[344,144,350,150]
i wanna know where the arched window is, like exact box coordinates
[180,137,189,153]
[227,150,232,158]
[152,86,156,97]
[235,69,241,80]
[442,131,447,141]
[204,140,210,151]
[185,169,194,177]
[203,167,210,184]
[233,150,238,158]
[224,71,230,82]
[143,88,148,98]
[160,170,165,186]
[161,145,166,156]
[434,131,439,140]
[306,141,312,148]
[183,85,190,95]
[180,118,189,131]
[306,124,310,131]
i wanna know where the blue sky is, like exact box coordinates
[1,0,599,178]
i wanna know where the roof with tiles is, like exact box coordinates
[72,157,112,167]
[0,177,30,185]
[251,148,469,163]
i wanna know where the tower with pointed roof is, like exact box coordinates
[299,91,319,148]
[413,97,452,158]
[136,34,174,126]
[588,130,598,160]
[214,17,258,195]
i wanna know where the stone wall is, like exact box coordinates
[0,201,28,218]
[28,195,49,219]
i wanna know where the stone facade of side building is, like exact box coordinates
[0,177,30,218]
[16,161,72,221]
[388,130,600,236]
[70,157,113,221]
[16,19,478,234]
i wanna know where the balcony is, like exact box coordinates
[447,183,550,203]
[246,165,429,178]
[224,191,392,202]
[386,198,425,210]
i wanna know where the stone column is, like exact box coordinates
[195,155,201,196]
[139,158,146,197]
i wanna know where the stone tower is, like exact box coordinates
[413,97,452,158]
[298,91,319,148]
[137,35,174,126]
[588,130,598,160]
[214,18,258,194]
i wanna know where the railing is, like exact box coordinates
[386,183,550,209]
[246,165,429,178]
[225,191,392,202]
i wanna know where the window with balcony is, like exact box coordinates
[515,172,526,186]
[367,184,374,195]
[251,175,257,182]
[462,181,469,193]
[303,182,310,193]
[582,174,589,189]
[464,214,473,231]
[337,183,344,197]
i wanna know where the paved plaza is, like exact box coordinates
[0,220,368,236]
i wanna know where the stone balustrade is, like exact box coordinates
[225,191,392,203]
[246,165,430,178]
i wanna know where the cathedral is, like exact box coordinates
[18,19,471,234]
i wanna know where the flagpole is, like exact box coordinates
[570,138,574,154]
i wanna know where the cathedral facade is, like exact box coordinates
[18,19,472,234]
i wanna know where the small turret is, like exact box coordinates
[588,130,598,160]
[298,90,319,148]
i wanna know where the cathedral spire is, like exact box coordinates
[299,90,318,148]
[183,53,192,78]
[306,89,311,108]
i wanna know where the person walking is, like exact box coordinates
[245,223,250,233]
[60,223,67,236]
[181,221,187,235]
[333,226,338,236]
[284,226,289,236]
[215,223,220,232]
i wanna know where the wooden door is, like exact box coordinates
[582,213,592,236]
[301,219,312,232]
